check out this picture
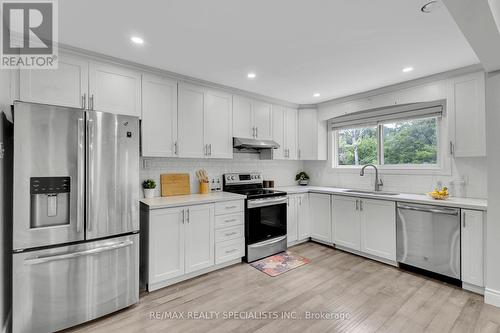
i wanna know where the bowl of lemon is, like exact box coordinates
[428,187,449,200]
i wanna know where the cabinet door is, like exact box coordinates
[461,210,484,287]
[89,62,141,116]
[253,100,273,140]
[449,72,486,157]
[287,195,298,244]
[233,95,254,138]
[309,193,332,243]
[20,53,88,108]
[297,193,310,240]
[141,75,177,157]
[332,196,360,250]
[149,208,185,283]
[185,204,215,273]
[204,89,233,159]
[285,107,298,159]
[360,199,396,260]
[178,83,205,158]
[298,109,317,160]
[272,105,286,159]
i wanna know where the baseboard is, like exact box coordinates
[148,259,242,292]
[287,238,309,247]
[335,245,398,267]
[310,238,333,247]
[462,282,484,295]
[485,287,500,307]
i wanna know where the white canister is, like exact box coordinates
[144,188,155,199]
[449,178,466,198]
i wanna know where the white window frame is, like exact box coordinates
[331,116,451,175]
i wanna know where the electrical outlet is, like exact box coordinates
[210,176,222,192]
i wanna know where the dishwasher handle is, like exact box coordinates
[397,204,459,216]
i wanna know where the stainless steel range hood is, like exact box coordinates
[233,137,280,150]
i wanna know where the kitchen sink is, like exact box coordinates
[342,189,399,196]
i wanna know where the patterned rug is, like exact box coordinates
[249,251,310,277]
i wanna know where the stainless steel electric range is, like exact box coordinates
[223,173,287,262]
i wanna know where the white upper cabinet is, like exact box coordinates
[178,83,205,158]
[284,107,298,160]
[449,72,486,157]
[233,95,254,138]
[89,61,141,117]
[359,199,396,261]
[233,95,272,140]
[461,209,484,287]
[332,196,361,250]
[298,108,327,160]
[271,104,286,159]
[253,100,273,139]
[141,74,178,157]
[185,204,215,274]
[309,193,332,244]
[20,53,88,109]
[204,89,233,159]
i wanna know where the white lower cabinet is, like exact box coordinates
[309,193,332,244]
[286,193,310,245]
[143,200,244,291]
[359,199,396,261]
[332,196,396,262]
[461,209,484,289]
[184,204,215,273]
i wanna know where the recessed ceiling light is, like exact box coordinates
[402,67,414,73]
[313,93,321,97]
[421,1,441,13]
[247,72,256,79]
[130,36,144,45]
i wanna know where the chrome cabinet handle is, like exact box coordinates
[224,218,237,223]
[226,205,237,209]
[256,127,258,138]
[225,232,238,237]
[209,144,212,156]
[204,144,208,156]
[77,118,85,233]
[24,240,134,265]
[355,200,359,211]
[174,141,178,155]
[186,209,190,223]
[450,141,454,156]
[360,200,363,211]
[462,211,466,228]
[225,248,238,254]
[298,149,301,159]
[82,93,86,109]
[182,209,185,224]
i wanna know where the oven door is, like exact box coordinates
[246,196,287,244]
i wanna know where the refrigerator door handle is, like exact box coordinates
[24,240,134,265]
[77,118,85,233]
[86,118,94,232]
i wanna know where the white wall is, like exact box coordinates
[140,153,304,197]
[485,71,500,306]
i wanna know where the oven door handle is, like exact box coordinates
[248,235,287,248]
[247,196,288,208]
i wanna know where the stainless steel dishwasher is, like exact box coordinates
[396,202,461,283]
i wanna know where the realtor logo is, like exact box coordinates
[1,0,58,68]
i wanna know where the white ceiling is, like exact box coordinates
[59,0,479,104]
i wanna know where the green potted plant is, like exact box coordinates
[142,179,156,199]
[295,171,310,186]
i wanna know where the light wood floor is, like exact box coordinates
[64,242,500,333]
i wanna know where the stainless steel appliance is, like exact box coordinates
[223,173,287,262]
[10,102,139,333]
[396,202,461,283]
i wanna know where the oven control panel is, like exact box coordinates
[223,173,262,185]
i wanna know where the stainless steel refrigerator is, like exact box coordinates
[11,102,140,333]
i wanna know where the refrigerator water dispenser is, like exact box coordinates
[30,177,71,228]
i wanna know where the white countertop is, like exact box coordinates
[140,191,246,209]
[271,186,487,211]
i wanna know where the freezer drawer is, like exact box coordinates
[13,234,139,333]
[396,203,460,279]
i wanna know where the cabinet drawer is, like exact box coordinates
[215,225,244,243]
[216,238,244,264]
[215,200,244,215]
[215,213,244,229]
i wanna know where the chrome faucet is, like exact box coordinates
[360,164,383,192]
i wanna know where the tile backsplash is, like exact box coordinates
[140,152,305,197]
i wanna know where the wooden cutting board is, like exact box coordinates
[161,173,191,197]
